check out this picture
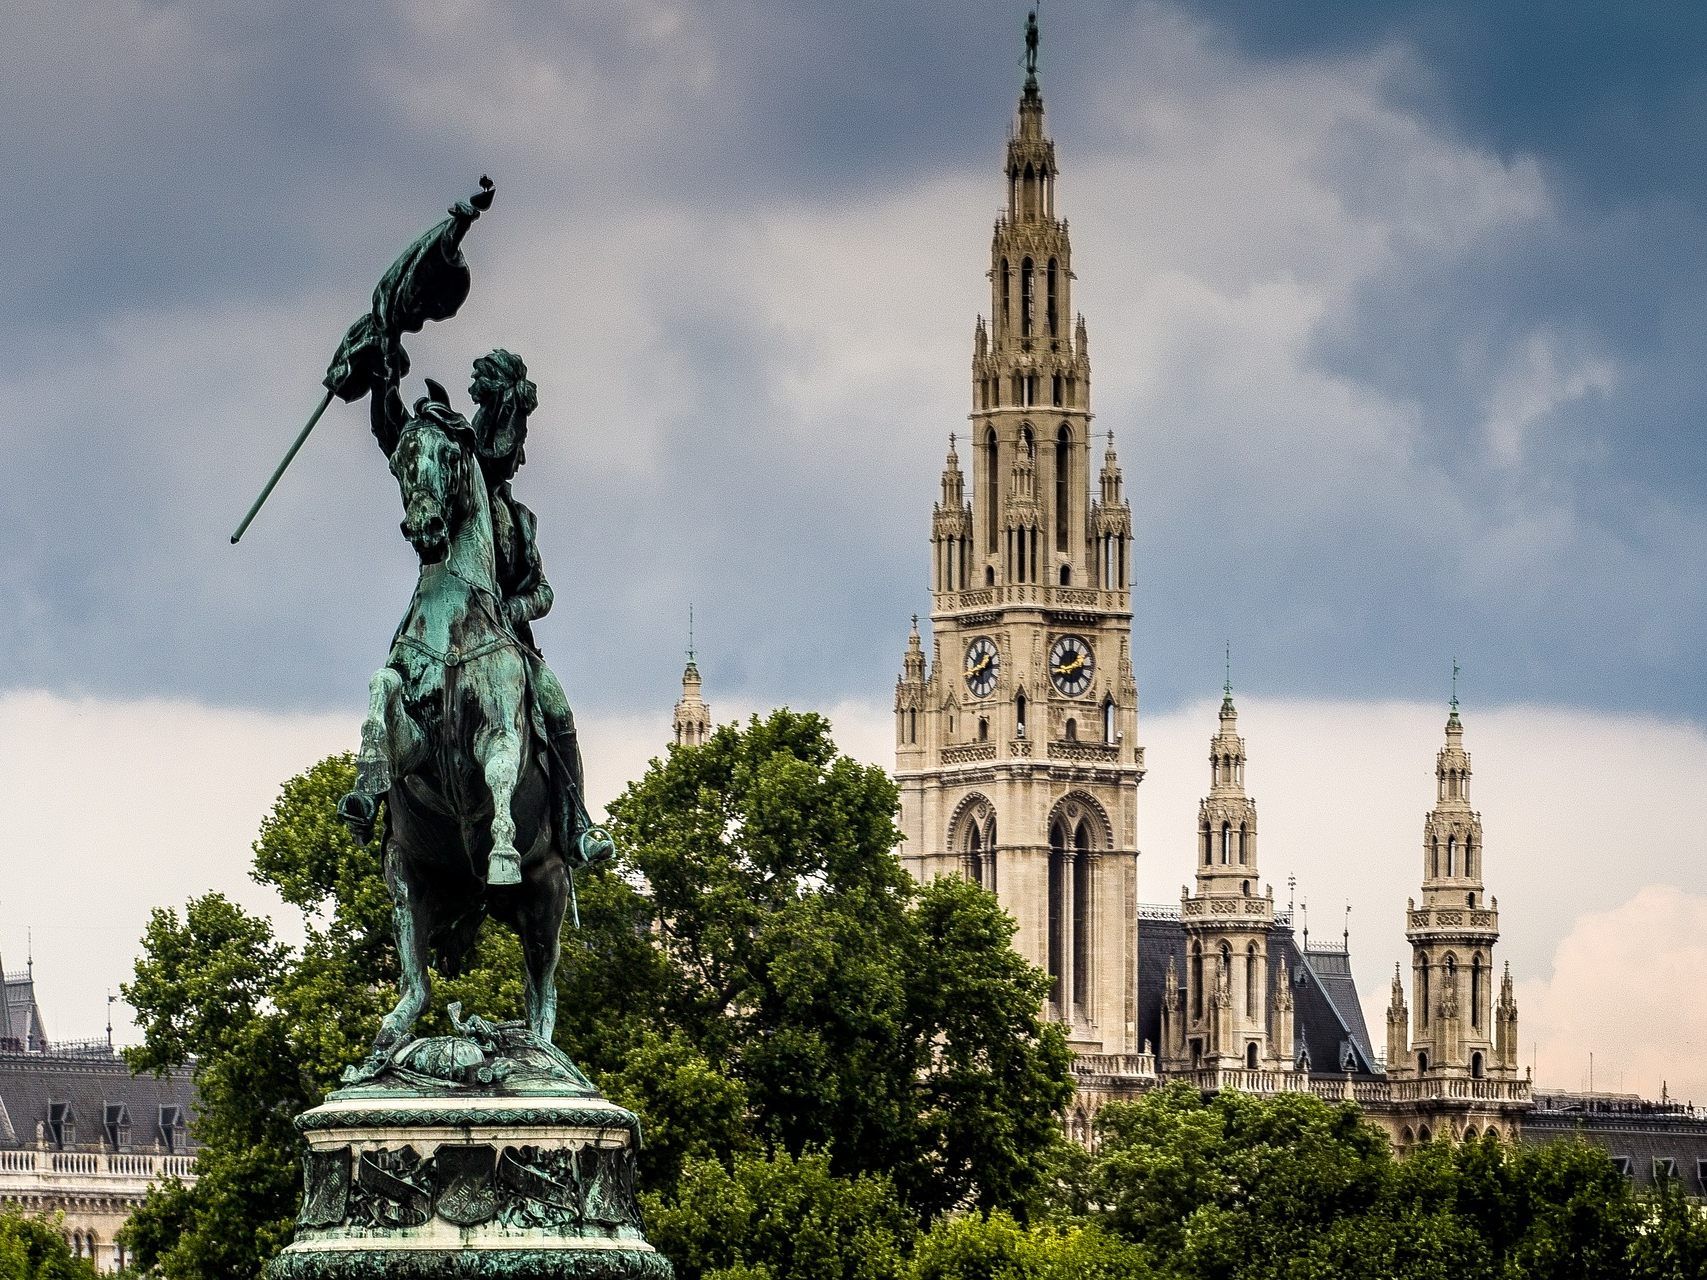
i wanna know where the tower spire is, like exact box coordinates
[673,617,712,748]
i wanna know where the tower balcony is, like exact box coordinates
[936,583,1128,615]
[1405,904,1500,940]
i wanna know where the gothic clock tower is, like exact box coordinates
[894,17,1144,1058]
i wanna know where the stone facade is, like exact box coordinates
[0,967,197,1274]
[882,16,1707,1169]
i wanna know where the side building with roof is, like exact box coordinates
[0,963,197,1273]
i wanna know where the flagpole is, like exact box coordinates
[230,388,336,545]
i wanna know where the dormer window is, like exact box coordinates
[105,1103,131,1150]
[159,1105,186,1153]
[48,1101,75,1149]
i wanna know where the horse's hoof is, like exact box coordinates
[337,791,377,845]
[488,847,522,886]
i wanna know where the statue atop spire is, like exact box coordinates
[1024,6,1041,88]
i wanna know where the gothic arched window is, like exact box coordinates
[1104,697,1116,744]
[1072,821,1091,1016]
[1471,953,1483,1028]
[1047,258,1059,336]
[1447,836,1457,877]
[1238,821,1249,865]
[1055,424,1070,549]
[1048,821,1067,1011]
[1020,257,1034,337]
[1015,690,1027,737]
[1191,942,1204,1020]
[1221,821,1232,864]
[1245,944,1258,1018]
[984,428,999,554]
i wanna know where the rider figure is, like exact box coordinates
[368,348,595,860]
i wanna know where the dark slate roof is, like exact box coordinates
[1,974,47,1053]
[1524,1093,1707,1194]
[1133,908,1380,1077]
[1292,941,1379,1074]
[0,1047,197,1153]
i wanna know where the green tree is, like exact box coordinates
[908,1211,1152,1280]
[121,715,1075,1276]
[0,1208,97,1280]
[644,1149,914,1280]
[1627,1175,1707,1280]
[604,710,1075,1219]
[121,755,527,1278]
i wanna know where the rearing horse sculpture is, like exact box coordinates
[340,400,597,1068]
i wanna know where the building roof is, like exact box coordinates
[1,973,47,1053]
[1134,908,1380,1077]
[1524,1092,1707,1194]
[0,1046,197,1153]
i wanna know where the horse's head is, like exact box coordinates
[392,399,478,565]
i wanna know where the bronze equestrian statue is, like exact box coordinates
[240,178,610,1073]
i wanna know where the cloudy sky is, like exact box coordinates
[2,2,1703,1098]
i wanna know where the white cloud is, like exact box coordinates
[6,688,1704,1101]
[1518,886,1707,1102]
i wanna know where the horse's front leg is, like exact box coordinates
[371,847,432,1059]
[340,668,403,844]
[475,670,527,887]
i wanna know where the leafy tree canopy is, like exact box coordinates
[121,712,1076,1277]
[0,1210,96,1280]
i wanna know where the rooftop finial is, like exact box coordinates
[687,604,696,665]
[1451,657,1461,713]
[1224,641,1233,701]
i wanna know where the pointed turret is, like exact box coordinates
[672,616,712,748]
[895,615,928,764]
[1399,683,1513,1083]
[1171,675,1275,1074]
[1385,963,1409,1074]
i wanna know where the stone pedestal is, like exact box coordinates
[266,1012,672,1279]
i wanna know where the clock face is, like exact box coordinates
[964,636,1000,698]
[1049,635,1095,697]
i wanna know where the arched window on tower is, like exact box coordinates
[1065,718,1077,742]
[1245,944,1258,1019]
[1238,822,1249,865]
[1047,258,1059,336]
[1201,821,1212,866]
[984,429,999,554]
[1420,961,1431,1027]
[1471,954,1483,1029]
[1048,821,1066,1011]
[1015,690,1028,737]
[1191,942,1204,1020]
[1055,424,1070,551]
[1221,821,1232,865]
[1466,838,1476,878]
[977,717,989,742]
[1051,373,1063,406]
[1431,837,1440,878]
[968,822,984,888]
[1447,836,1457,877]
[1072,821,1091,1017]
[1020,257,1034,337]
[1000,257,1010,332]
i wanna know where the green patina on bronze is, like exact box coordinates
[244,176,615,1071]
[265,1248,674,1280]
[252,182,672,1278]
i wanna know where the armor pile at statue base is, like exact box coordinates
[265,1007,672,1280]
